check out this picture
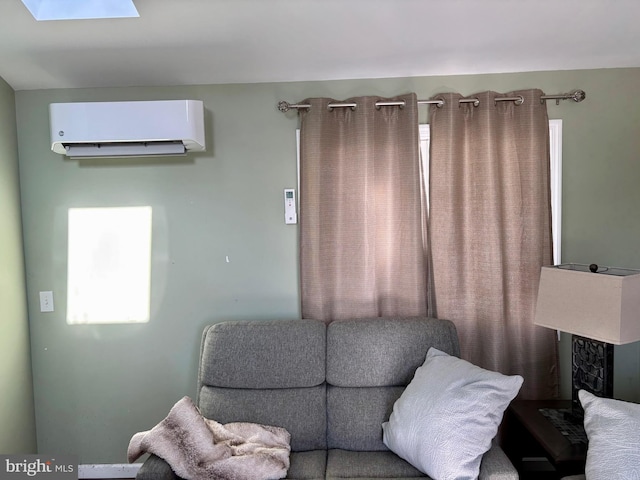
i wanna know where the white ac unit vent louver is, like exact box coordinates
[50,100,206,158]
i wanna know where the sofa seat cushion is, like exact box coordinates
[326,449,428,479]
[286,450,327,480]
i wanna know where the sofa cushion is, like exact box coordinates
[199,385,327,452]
[382,348,523,480]
[199,319,326,389]
[580,389,640,480]
[325,449,428,479]
[327,386,404,451]
[287,450,327,480]
[327,317,460,387]
[326,317,460,452]
[478,443,525,479]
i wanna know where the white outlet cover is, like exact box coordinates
[39,291,54,312]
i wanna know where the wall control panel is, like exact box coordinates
[284,188,297,224]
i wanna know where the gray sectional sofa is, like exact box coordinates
[136,317,518,480]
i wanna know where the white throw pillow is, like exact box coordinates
[579,389,640,480]
[382,347,523,480]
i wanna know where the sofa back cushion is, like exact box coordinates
[197,319,327,451]
[326,316,460,451]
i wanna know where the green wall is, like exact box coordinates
[0,75,37,453]
[15,67,640,462]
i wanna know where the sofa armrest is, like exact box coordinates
[479,444,519,480]
[136,455,181,480]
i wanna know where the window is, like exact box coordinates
[66,206,152,325]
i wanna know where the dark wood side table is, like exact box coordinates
[503,400,587,478]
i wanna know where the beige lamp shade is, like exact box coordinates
[534,264,640,345]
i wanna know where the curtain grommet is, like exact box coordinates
[459,98,479,108]
[328,102,357,112]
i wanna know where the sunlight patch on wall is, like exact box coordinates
[67,206,152,325]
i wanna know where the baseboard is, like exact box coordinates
[78,463,142,479]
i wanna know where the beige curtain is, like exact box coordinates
[428,90,558,399]
[299,94,428,321]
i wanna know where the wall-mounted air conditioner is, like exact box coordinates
[49,100,206,158]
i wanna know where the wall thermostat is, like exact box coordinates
[284,188,297,224]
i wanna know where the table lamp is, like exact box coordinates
[534,263,640,419]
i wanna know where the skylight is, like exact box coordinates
[21,0,139,21]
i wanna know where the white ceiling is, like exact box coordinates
[1,0,640,91]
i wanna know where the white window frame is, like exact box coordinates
[419,120,562,263]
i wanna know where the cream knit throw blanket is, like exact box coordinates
[128,396,290,480]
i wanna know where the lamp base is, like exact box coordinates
[571,334,614,418]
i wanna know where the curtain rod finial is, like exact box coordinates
[571,90,586,102]
[277,101,291,113]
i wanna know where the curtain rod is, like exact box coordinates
[277,89,586,112]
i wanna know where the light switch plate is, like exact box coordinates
[39,291,54,312]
